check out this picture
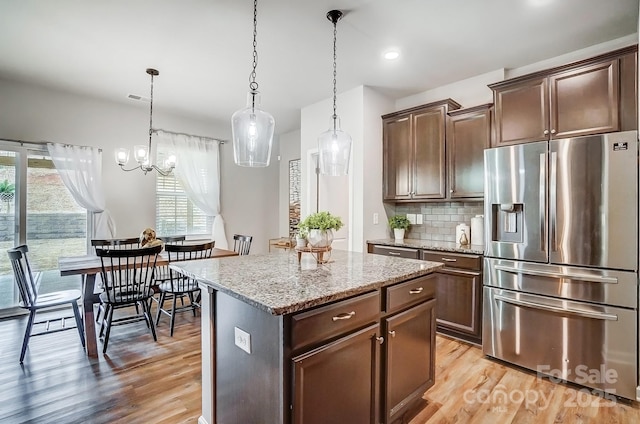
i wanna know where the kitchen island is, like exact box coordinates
[171,250,443,424]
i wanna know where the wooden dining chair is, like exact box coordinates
[8,245,85,363]
[233,234,253,255]
[95,244,162,353]
[155,241,215,336]
[158,235,186,245]
[91,237,142,324]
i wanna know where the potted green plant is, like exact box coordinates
[388,215,411,241]
[0,179,15,203]
[296,226,309,248]
[299,211,344,248]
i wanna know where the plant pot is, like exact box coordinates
[393,228,405,241]
[296,237,307,248]
[307,229,334,248]
[0,192,14,202]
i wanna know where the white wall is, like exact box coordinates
[278,129,301,237]
[0,78,279,253]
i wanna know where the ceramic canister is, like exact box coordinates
[455,223,470,244]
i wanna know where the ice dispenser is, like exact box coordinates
[490,203,524,243]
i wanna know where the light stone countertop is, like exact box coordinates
[170,249,443,315]
[367,238,484,255]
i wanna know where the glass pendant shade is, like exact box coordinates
[231,91,275,167]
[318,116,351,176]
[133,144,149,164]
[115,148,130,166]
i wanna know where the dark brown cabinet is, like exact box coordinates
[383,99,461,201]
[290,275,437,424]
[383,299,436,423]
[490,46,637,147]
[422,250,482,344]
[292,324,381,424]
[446,104,491,199]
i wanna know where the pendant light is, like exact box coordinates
[231,0,275,167]
[115,68,176,176]
[318,10,352,176]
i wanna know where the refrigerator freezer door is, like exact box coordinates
[550,131,638,271]
[484,141,548,262]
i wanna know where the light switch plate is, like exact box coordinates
[416,214,423,225]
[406,213,416,225]
[234,326,251,354]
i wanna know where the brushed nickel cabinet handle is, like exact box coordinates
[332,311,356,321]
[440,258,457,262]
[388,252,401,256]
[409,287,423,294]
[376,336,385,345]
[389,330,396,337]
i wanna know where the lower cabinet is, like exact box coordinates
[292,324,381,424]
[423,250,483,344]
[384,299,436,424]
[289,275,437,424]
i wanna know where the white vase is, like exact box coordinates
[296,237,307,248]
[308,229,334,248]
[393,228,405,241]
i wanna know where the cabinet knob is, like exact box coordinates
[389,330,396,338]
[332,311,355,321]
[376,336,385,345]
[551,129,556,134]
[450,189,454,193]
[544,130,549,135]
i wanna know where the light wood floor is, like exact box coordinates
[1,310,640,423]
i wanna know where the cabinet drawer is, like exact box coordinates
[291,291,380,352]
[372,245,420,259]
[422,251,481,271]
[385,275,436,314]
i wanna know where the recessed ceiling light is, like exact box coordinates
[384,50,400,60]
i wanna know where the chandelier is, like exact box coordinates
[231,0,275,167]
[115,68,176,176]
[318,10,352,176]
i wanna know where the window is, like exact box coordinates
[155,148,212,237]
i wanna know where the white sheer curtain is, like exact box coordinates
[47,143,116,239]
[155,130,228,249]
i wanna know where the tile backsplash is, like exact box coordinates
[393,201,484,242]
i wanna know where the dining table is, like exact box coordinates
[58,247,238,357]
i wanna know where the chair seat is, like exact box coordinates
[19,289,82,309]
[99,288,154,305]
[158,280,200,294]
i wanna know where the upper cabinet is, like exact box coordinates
[490,46,637,147]
[447,104,492,199]
[383,99,461,202]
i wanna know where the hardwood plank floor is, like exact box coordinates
[1,310,639,423]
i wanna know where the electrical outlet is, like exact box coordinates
[416,214,423,225]
[406,213,416,225]
[373,213,379,225]
[234,327,251,354]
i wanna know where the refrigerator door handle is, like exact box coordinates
[549,151,557,252]
[493,264,619,284]
[494,293,618,321]
[539,153,547,253]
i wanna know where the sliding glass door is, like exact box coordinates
[0,144,87,316]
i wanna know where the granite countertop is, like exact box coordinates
[367,238,484,255]
[170,250,443,316]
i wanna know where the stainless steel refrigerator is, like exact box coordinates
[483,130,639,400]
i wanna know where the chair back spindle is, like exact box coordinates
[233,234,253,256]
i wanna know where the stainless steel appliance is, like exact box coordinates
[483,130,639,400]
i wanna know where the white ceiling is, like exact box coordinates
[0,0,638,135]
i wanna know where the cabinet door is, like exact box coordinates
[435,270,482,343]
[384,299,436,423]
[383,116,412,200]
[550,59,619,139]
[493,77,549,146]
[413,107,446,199]
[447,107,490,198]
[292,324,380,424]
